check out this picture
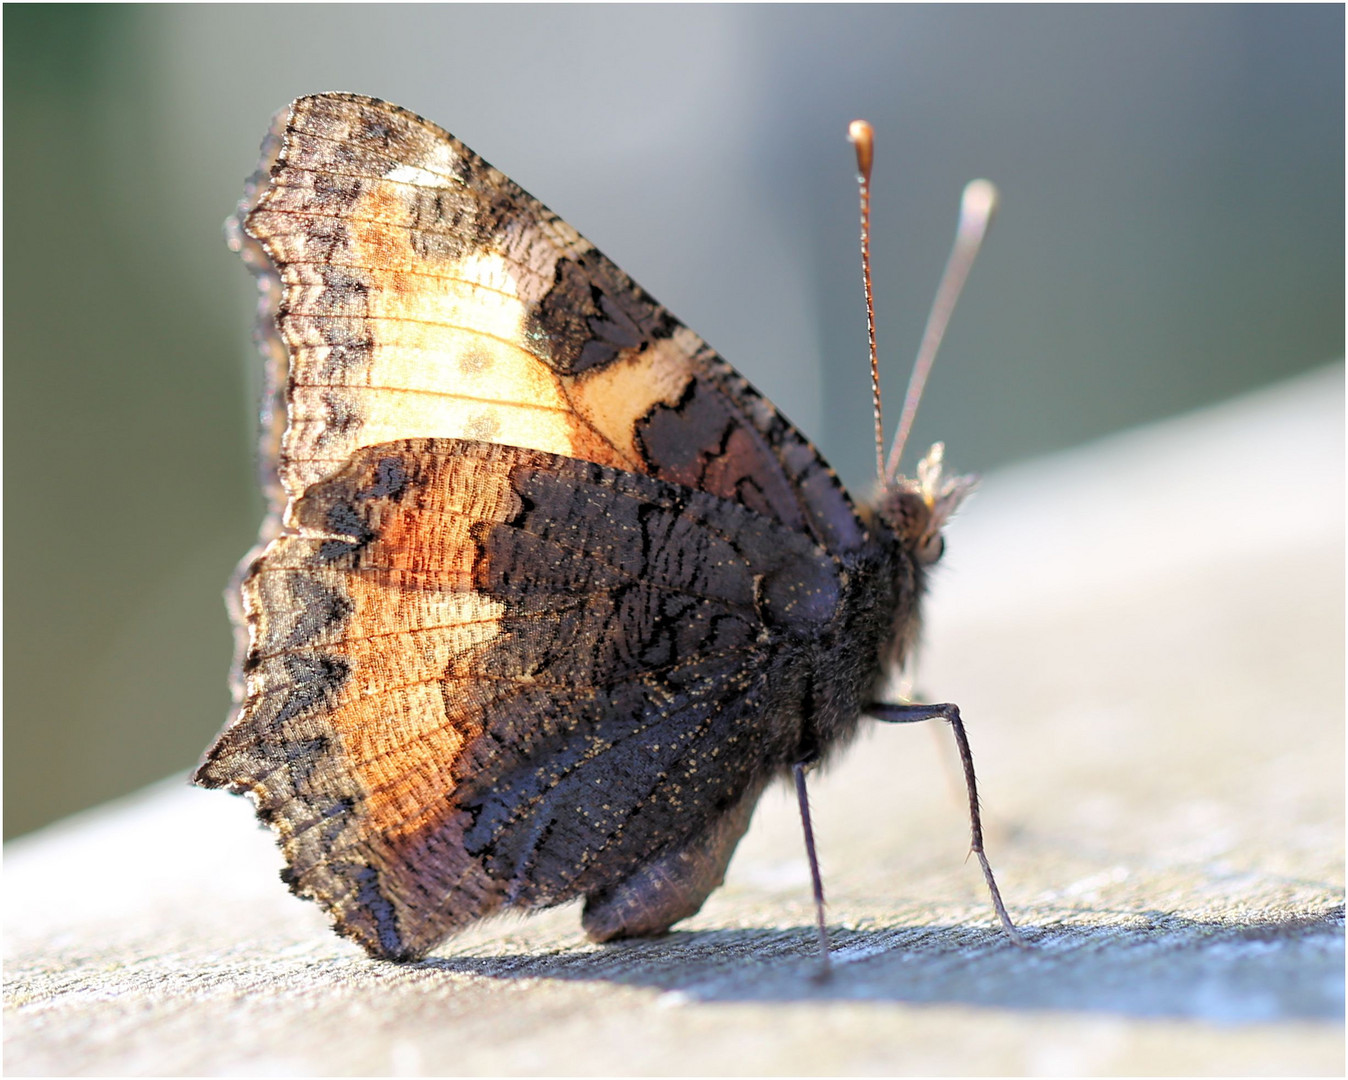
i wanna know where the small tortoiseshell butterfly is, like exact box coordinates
[196,94,1018,962]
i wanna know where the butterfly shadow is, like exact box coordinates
[414,905,1344,1022]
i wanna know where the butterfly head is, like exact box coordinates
[877,442,976,567]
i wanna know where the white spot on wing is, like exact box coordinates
[385,163,453,189]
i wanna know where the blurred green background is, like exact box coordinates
[5,5,1343,839]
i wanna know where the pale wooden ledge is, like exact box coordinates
[6,365,1343,1076]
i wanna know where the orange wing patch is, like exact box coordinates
[200,444,522,957]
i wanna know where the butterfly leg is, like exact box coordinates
[792,757,832,976]
[868,702,1025,944]
[581,780,764,943]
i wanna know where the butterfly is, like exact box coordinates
[195,93,1018,962]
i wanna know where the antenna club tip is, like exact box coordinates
[961,179,1000,222]
[847,119,874,181]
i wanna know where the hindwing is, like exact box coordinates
[199,440,843,958]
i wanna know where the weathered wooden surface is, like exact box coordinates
[6,366,1343,1076]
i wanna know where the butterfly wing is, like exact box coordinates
[198,94,880,958]
[198,439,845,958]
[235,92,866,553]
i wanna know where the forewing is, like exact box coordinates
[239,92,866,554]
[196,440,841,959]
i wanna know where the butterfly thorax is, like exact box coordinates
[862,442,977,695]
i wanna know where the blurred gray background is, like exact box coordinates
[5,5,1343,839]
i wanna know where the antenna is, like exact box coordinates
[848,120,885,482]
[884,178,999,482]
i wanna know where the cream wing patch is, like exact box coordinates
[571,334,699,465]
[264,146,701,503]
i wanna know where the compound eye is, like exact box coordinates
[917,532,945,564]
